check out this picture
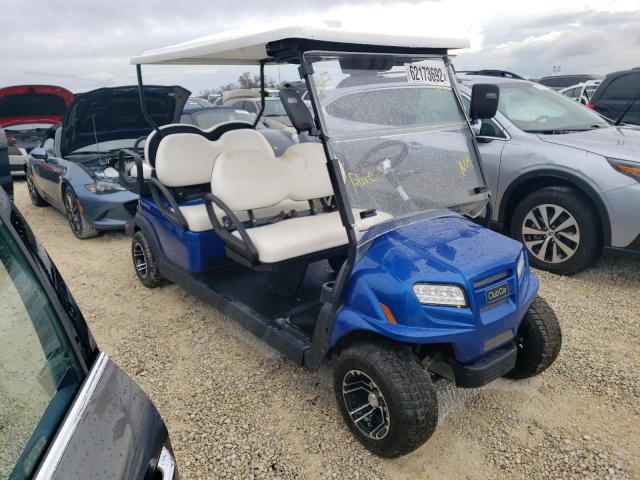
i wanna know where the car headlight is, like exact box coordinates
[85,181,126,193]
[517,252,526,280]
[413,283,467,307]
[607,158,640,182]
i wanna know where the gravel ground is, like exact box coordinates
[12,181,640,480]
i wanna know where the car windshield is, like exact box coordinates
[306,51,489,244]
[263,98,287,117]
[498,82,609,132]
[0,219,84,479]
[189,108,255,128]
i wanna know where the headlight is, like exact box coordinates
[413,283,467,307]
[85,181,126,193]
[607,158,640,182]
[517,252,526,279]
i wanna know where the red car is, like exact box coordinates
[0,85,73,176]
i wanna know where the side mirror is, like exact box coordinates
[470,84,499,121]
[30,147,48,161]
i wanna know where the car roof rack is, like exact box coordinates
[457,69,524,80]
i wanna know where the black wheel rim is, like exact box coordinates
[65,191,82,234]
[133,242,148,278]
[26,172,39,204]
[342,370,390,440]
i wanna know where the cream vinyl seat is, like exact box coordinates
[211,142,391,264]
[148,122,308,232]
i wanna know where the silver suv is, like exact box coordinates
[457,74,640,274]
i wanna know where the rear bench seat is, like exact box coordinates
[208,142,391,265]
[139,122,309,232]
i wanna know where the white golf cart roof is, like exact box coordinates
[130,23,469,66]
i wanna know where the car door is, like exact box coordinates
[34,128,66,205]
[0,214,89,480]
[0,194,176,480]
[0,128,11,198]
[594,72,640,124]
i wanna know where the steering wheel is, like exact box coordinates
[358,139,418,209]
[133,135,147,153]
[360,140,409,170]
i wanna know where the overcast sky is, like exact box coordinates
[2,0,639,94]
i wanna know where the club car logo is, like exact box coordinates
[485,282,510,304]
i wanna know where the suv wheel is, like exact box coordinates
[511,187,599,275]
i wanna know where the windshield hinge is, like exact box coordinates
[298,62,314,78]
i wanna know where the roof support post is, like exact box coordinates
[136,64,161,135]
[252,60,267,128]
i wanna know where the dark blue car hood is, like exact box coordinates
[61,85,189,157]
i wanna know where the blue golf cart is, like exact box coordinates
[127,25,562,457]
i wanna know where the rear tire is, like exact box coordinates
[511,186,599,275]
[334,340,438,458]
[132,230,162,288]
[63,187,98,239]
[504,297,562,379]
[26,170,47,207]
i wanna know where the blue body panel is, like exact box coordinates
[332,216,538,363]
[139,196,226,272]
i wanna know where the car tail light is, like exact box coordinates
[586,102,595,109]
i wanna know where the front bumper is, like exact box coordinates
[433,342,517,387]
[603,182,640,249]
[75,188,139,231]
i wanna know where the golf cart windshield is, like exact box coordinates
[306,52,488,243]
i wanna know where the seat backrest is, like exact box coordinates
[279,85,315,133]
[144,121,252,167]
[154,123,274,188]
[212,149,288,212]
[279,143,333,201]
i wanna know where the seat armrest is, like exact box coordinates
[204,193,259,262]
[148,177,189,230]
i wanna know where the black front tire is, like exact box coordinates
[63,187,98,239]
[26,170,47,207]
[511,186,600,275]
[334,340,438,458]
[132,230,162,288]
[505,297,562,380]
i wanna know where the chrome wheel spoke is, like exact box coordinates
[554,217,577,233]
[522,203,580,264]
[342,370,390,440]
[538,206,550,230]
[522,225,545,235]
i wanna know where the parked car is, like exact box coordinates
[538,74,603,91]
[559,79,601,105]
[184,96,213,109]
[0,128,11,198]
[587,67,640,126]
[0,186,177,479]
[129,24,561,458]
[457,74,640,274]
[179,105,301,155]
[25,85,189,239]
[223,95,293,127]
[0,85,74,176]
